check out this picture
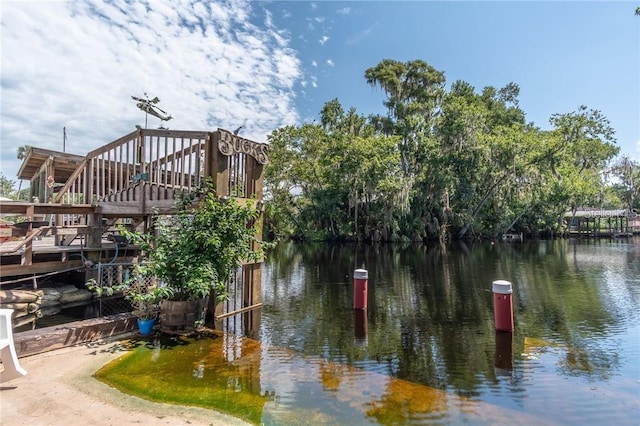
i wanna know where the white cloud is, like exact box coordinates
[311,76,318,88]
[346,25,376,46]
[336,7,351,16]
[311,60,318,67]
[326,59,335,67]
[319,35,330,45]
[0,0,302,181]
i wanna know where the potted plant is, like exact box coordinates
[86,272,161,336]
[126,275,162,335]
[123,178,263,333]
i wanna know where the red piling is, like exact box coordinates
[353,269,368,310]
[492,280,514,331]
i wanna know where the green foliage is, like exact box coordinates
[0,173,16,199]
[122,178,263,302]
[610,156,639,210]
[265,104,403,242]
[264,59,625,241]
[86,272,162,320]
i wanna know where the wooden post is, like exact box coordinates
[243,263,262,340]
[22,205,34,266]
[212,131,230,196]
[84,208,103,283]
[54,214,64,246]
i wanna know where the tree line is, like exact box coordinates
[263,59,639,242]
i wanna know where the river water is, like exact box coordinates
[255,238,640,424]
[96,238,639,425]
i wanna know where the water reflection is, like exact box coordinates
[494,331,513,374]
[260,239,639,423]
[97,332,549,425]
[353,309,368,346]
[97,238,639,425]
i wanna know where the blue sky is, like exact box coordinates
[1,1,638,184]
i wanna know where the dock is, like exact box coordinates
[1,127,268,335]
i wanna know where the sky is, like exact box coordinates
[1,0,639,185]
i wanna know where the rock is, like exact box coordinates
[40,305,63,316]
[59,289,93,304]
[56,285,81,294]
[42,287,62,301]
[40,299,61,307]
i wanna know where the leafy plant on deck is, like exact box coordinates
[122,178,263,303]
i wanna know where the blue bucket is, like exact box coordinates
[137,318,155,336]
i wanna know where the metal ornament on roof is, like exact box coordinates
[132,93,173,128]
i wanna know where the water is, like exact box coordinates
[97,238,640,425]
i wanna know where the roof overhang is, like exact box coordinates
[17,147,85,181]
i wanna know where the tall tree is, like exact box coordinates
[0,173,16,198]
[611,156,639,211]
[365,59,445,176]
[265,100,403,241]
[540,106,619,229]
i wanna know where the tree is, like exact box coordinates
[364,59,445,176]
[0,173,29,202]
[538,106,619,231]
[266,60,627,242]
[265,100,403,241]
[611,156,639,211]
[432,79,533,238]
[17,145,30,160]
[0,173,15,198]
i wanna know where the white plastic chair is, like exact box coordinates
[0,308,27,382]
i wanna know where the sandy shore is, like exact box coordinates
[0,337,250,426]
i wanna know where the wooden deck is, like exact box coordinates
[565,209,638,238]
[0,234,138,280]
[2,127,268,335]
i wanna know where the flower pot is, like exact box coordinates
[137,317,155,336]
[159,298,207,334]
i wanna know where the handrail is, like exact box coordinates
[0,227,45,254]
[52,128,269,209]
[55,129,210,206]
[86,130,139,159]
[54,159,87,203]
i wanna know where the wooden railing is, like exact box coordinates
[52,127,269,222]
[56,129,210,204]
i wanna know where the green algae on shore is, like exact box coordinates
[94,333,267,425]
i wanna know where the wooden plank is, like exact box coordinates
[97,198,177,216]
[140,129,208,139]
[54,158,88,203]
[86,130,138,158]
[0,260,85,278]
[13,314,136,357]
[41,226,91,236]
[215,302,263,320]
[213,132,230,196]
[0,202,97,215]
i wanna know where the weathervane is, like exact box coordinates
[132,93,173,128]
